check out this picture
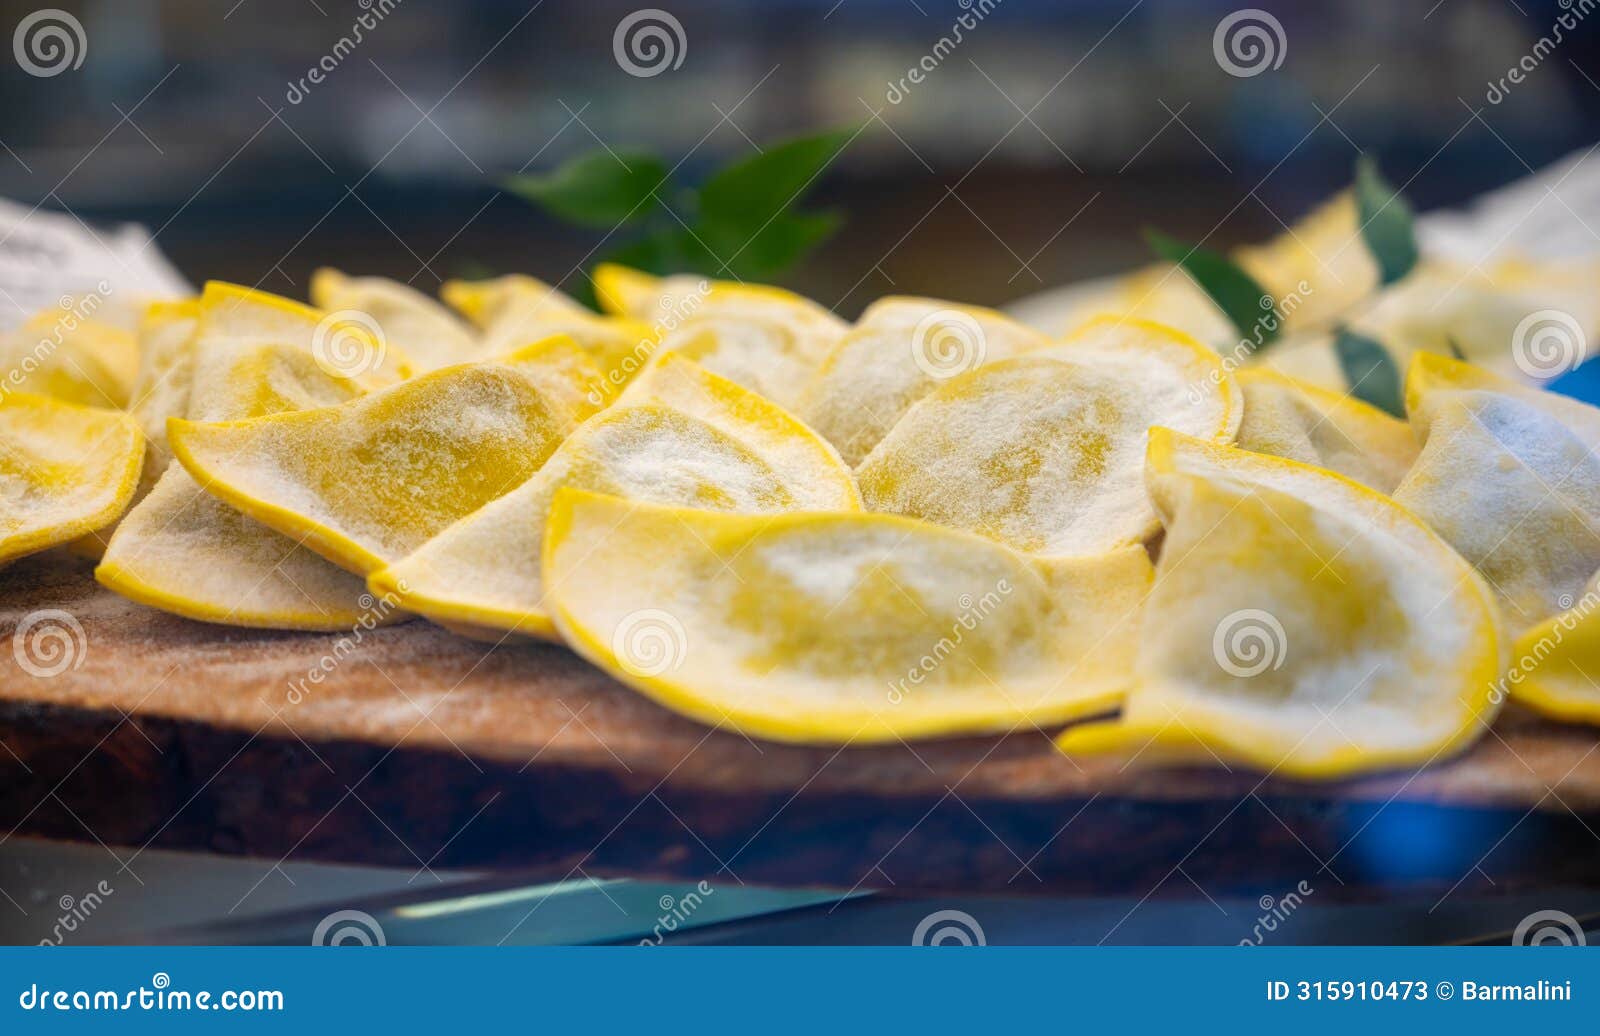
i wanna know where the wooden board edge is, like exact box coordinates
[4,698,1598,899]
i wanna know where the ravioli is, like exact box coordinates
[445,275,657,399]
[96,333,383,629]
[798,297,1049,465]
[441,274,588,327]
[1262,258,1600,391]
[640,285,846,411]
[1234,367,1417,493]
[0,393,143,566]
[0,309,139,410]
[1058,429,1503,778]
[168,339,601,575]
[1394,352,1600,632]
[543,488,1154,742]
[368,354,858,640]
[1504,580,1600,726]
[1057,192,1376,348]
[311,268,480,372]
[66,297,204,561]
[856,316,1239,555]
[593,263,841,331]
[128,298,201,476]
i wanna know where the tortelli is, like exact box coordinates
[4,263,1596,780]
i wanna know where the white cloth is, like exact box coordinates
[0,197,189,330]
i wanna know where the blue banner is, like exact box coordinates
[2,947,1594,1032]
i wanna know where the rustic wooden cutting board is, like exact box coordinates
[2,552,1598,899]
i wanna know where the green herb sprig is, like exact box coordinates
[1147,155,1420,417]
[505,127,856,298]
[1145,229,1279,347]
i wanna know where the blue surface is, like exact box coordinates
[1546,357,1600,405]
[2,947,1595,1031]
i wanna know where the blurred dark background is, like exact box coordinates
[1,0,1597,314]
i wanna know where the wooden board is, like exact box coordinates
[3,553,1600,899]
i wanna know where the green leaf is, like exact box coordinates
[1145,229,1279,347]
[703,210,843,280]
[1333,327,1405,417]
[501,126,857,289]
[608,227,722,275]
[698,127,855,230]
[734,210,843,278]
[600,233,681,278]
[504,152,669,229]
[1353,155,1418,286]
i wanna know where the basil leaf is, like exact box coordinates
[1145,229,1278,347]
[504,152,669,229]
[505,127,857,292]
[607,228,719,275]
[1354,156,1418,286]
[698,128,854,230]
[1334,327,1405,417]
[702,209,843,281]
